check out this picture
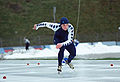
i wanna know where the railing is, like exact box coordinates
[0,32,120,47]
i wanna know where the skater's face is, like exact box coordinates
[61,24,68,31]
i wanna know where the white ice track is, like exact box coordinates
[0,60,120,82]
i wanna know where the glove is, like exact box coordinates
[33,24,38,30]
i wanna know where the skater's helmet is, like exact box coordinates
[60,17,69,25]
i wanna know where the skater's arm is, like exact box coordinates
[61,24,74,46]
[33,22,60,31]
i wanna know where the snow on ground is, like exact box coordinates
[4,42,120,59]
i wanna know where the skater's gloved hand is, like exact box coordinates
[56,43,63,49]
[33,24,37,30]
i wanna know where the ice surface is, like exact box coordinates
[0,60,120,82]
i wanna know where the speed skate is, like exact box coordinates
[57,58,74,74]
[63,58,74,69]
[57,66,62,74]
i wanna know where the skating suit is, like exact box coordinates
[36,22,76,66]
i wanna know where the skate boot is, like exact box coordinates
[57,66,62,74]
[68,63,74,69]
[65,60,74,69]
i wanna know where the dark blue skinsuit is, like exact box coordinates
[54,27,76,66]
[36,17,76,67]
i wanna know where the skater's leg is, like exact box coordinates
[66,43,76,63]
[26,43,29,50]
[25,43,30,50]
[27,43,30,50]
[58,47,65,66]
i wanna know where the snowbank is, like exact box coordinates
[3,42,120,59]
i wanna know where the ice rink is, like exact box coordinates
[0,60,120,82]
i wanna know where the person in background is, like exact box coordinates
[24,37,30,50]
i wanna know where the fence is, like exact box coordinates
[0,32,120,47]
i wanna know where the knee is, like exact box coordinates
[73,53,76,57]
[72,50,76,57]
[74,53,76,57]
[70,52,76,57]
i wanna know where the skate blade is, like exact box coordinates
[70,67,74,69]
[58,71,61,74]
[69,66,74,69]
[57,69,62,74]
[57,70,62,74]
